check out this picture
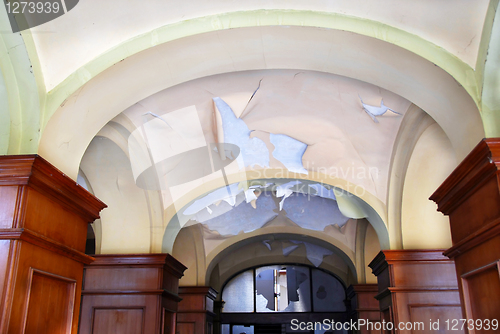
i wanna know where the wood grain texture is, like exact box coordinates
[0,155,106,334]
[347,284,381,334]
[431,139,500,325]
[79,254,186,334]
[368,250,463,334]
[177,287,217,334]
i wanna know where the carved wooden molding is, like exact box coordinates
[0,155,107,222]
[0,228,94,264]
[178,286,218,300]
[369,249,451,276]
[431,138,500,215]
[88,254,187,278]
[444,217,500,258]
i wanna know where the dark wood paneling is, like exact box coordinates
[79,254,186,334]
[0,155,106,334]
[408,305,462,333]
[461,261,500,321]
[177,287,217,334]
[347,284,381,334]
[431,138,500,322]
[24,269,76,334]
[177,322,196,334]
[93,308,144,334]
[369,250,463,334]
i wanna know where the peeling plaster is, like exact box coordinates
[270,133,308,174]
[291,240,334,267]
[214,97,269,168]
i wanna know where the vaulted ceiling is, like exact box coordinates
[1,1,499,285]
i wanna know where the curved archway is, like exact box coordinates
[162,173,390,254]
[205,231,357,289]
[40,26,483,180]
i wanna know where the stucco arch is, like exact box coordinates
[161,170,389,254]
[204,231,358,290]
[39,25,483,181]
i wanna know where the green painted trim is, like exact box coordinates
[0,65,9,154]
[0,6,40,154]
[42,9,480,131]
[21,29,47,129]
[482,2,500,136]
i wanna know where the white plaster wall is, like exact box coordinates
[364,224,380,283]
[401,123,456,249]
[80,136,151,253]
[30,0,489,89]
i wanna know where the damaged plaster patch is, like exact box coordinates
[358,95,402,123]
[183,183,241,216]
[275,180,301,210]
[283,193,349,230]
[183,180,352,237]
[213,97,269,168]
[308,183,336,201]
[291,241,334,267]
[198,194,278,235]
[283,244,300,256]
[270,133,308,174]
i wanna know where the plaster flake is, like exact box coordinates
[213,97,270,169]
[275,180,301,210]
[198,194,278,235]
[283,193,349,231]
[283,244,300,256]
[358,95,402,123]
[291,240,333,267]
[183,183,241,216]
[270,133,308,174]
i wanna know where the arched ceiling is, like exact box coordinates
[1,1,498,161]
[1,1,500,261]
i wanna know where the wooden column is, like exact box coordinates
[347,284,381,334]
[79,254,187,334]
[0,155,106,334]
[431,138,500,324]
[176,287,218,334]
[368,250,463,333]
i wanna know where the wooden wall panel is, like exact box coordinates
[176,287,217,334]
[0,186,18,228]
[93,308,144,334]
[347,284,381,334]
[24,270,76,334]
[369,250,463,334]
[79,254,186,334]
[431,138,500,322]
[461,261,500,321]
[177,322,196,334]
[409,305,462,333]
[0,155,106,334]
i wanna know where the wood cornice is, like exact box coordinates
[81,289,183,301]
[179,286,218,300]
[0,228,94,264]
[369,250,450,276]
[444,217,500,259]
[430,138,500,215]
[379,249,450,262]
[88,254,187,278]
[89,253,173,266]
[0,155,107,222]
[375,287,459,301]
[346,284,378,297]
